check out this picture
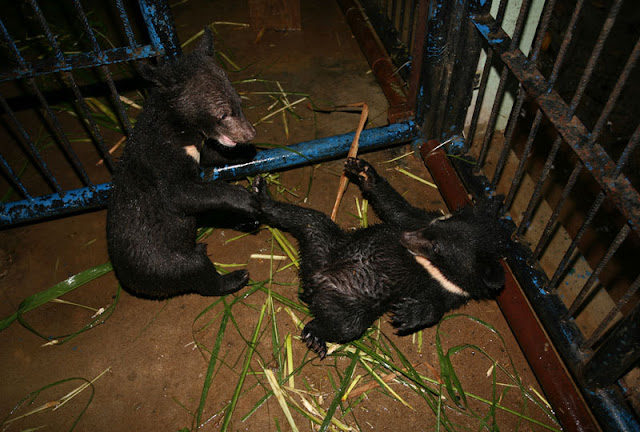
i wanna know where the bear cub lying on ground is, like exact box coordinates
[252,158,511,358]
[107,28,258,299]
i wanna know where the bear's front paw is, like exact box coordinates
[301,324,328,359]
[344,158,377,190]
[251,176,270,199]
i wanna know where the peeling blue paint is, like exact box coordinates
[212,121,418,181]
[1,122,418,226]
[0,183,111,226]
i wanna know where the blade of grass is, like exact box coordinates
[220,301,267,431]
[264,368,299,432]
[0,262,113,332]
[254,97,307,126]
[395,167,437,188]
[319,349,359,432]
[194,305,231,431]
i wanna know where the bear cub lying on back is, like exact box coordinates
[252,158,511,358]
[107,29,258,299]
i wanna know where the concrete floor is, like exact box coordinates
[0,1,561,430]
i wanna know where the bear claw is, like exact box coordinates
[301,327,328,359]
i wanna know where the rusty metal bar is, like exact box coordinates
[475,0,532,170]
[586,272,640,348]
[337,0,411,123]
[566,224,631,317]
[465,0,509,150]
[470,13,640,234]
[504,0,586,212]
[0,154,31,200]
[491,0,559,191]
[420,138,599,432]
[583,303,640,388]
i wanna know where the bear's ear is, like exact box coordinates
[138,59,179,88]
[480,256,505,294]
[197,27,216,57]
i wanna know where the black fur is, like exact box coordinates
[106,28,258,299]
[252,158,510,358]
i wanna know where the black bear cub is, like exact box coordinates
[107,29,258,299]
[252,158,510,358]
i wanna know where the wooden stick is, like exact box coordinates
[330,102,368,221]
[96,135,126,166]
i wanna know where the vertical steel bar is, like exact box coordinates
[517,0,621,236]
[489,86,525,190]
[492,0,559,191]
[0,94,61,194]
[548,191,607,292]
[27,0,115,171]
[613,123,640,176]
[583,303,640,388]
[398,0,407,45]
[588,36,640,148]
[566,224,631,317]
[475,0,532,170]
[587,272,640,348]
[407,0,417,54]
[72,0,134,137]
[465,0,509,149]
[0,154,32,200]
[137,0,181,57]
[0,18,92,187]
[115,0,138,48]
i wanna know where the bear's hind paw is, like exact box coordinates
[301,326,328,359]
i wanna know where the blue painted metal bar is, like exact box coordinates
[0,45,160,83]
[137,0,181,57]
[1,121,418,226]
[212,121,417,180]
[116,0,139,48]
[1,184,112,226]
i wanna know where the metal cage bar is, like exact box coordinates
[2,1,639,431]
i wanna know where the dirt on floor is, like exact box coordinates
[1,1,561,431]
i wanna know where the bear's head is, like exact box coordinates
[139,27,255,147]
[400,197,510,300]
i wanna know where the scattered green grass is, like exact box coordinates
[2,23,558,432]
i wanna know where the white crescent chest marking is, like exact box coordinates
[184,145,200,164]
[414,255,469,297]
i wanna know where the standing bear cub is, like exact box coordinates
[252,158,511,358]
[107,28,258,299]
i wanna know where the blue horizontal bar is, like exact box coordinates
[0,121,418,227]
[213,120,417,180]
[0,45,160,83]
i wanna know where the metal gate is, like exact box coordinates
[0,0,181,225]
[1,1,639,431]
[348,0,639,431]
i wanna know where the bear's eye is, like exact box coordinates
[219,113,227,121]
[429,240,440,255]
